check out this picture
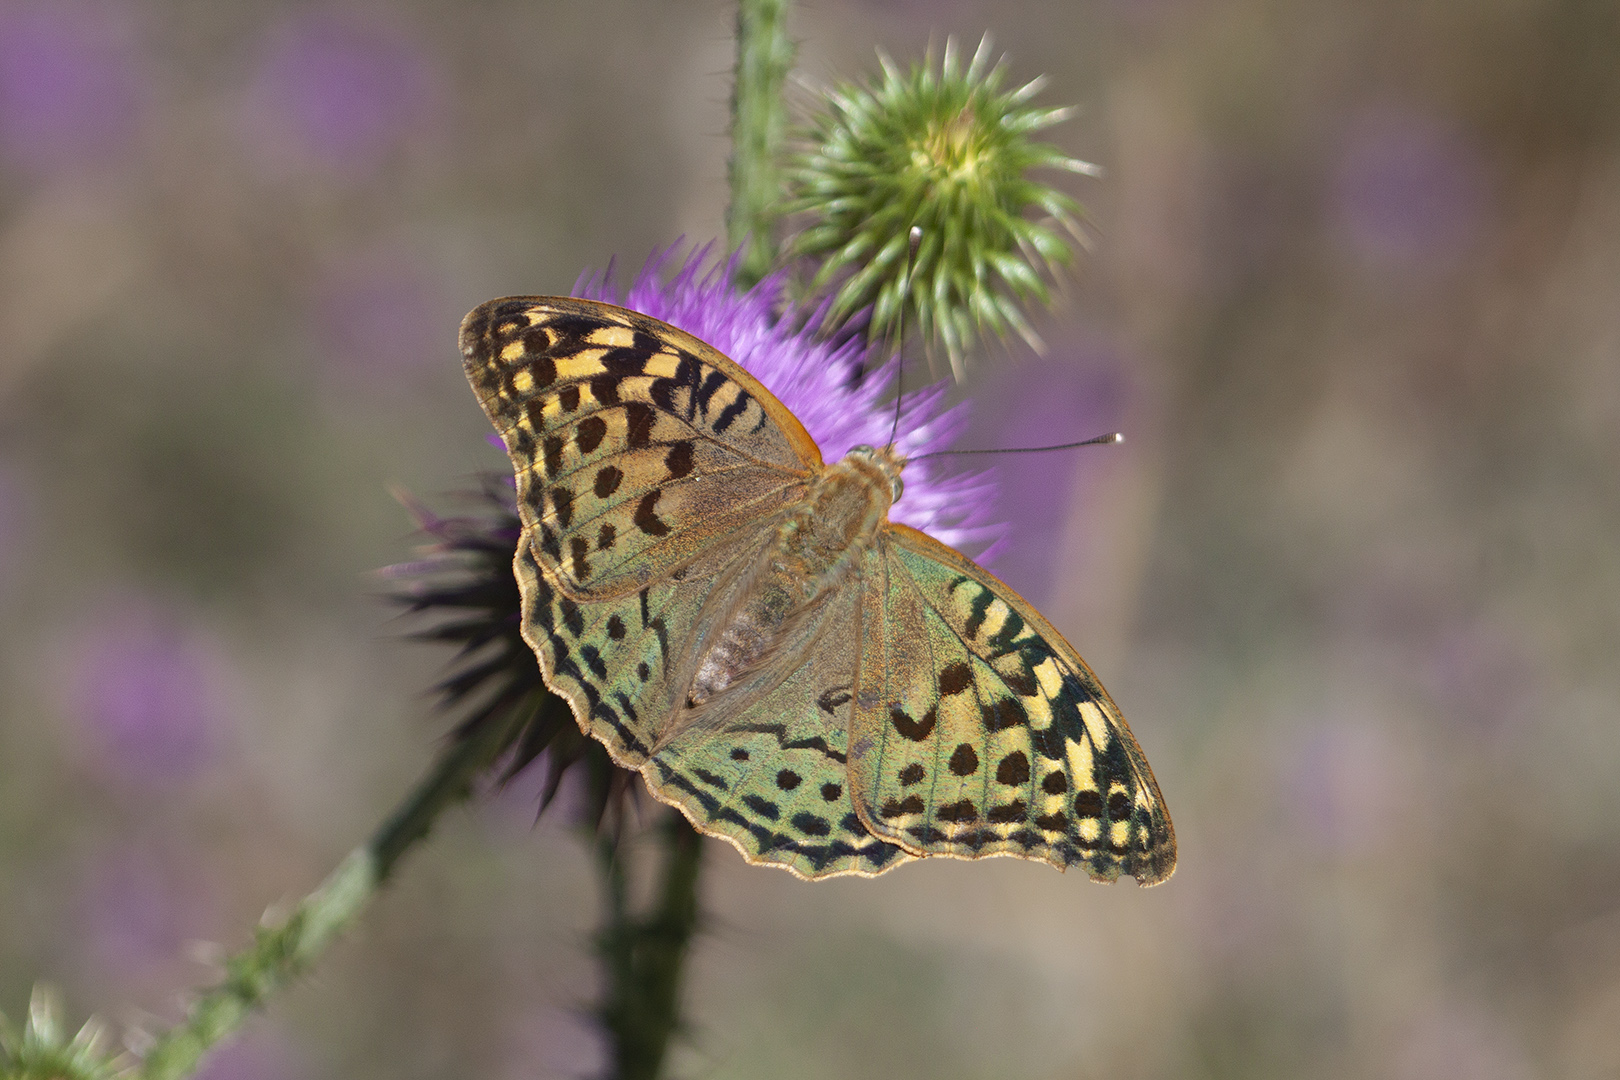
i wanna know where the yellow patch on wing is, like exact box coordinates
[586,325,636,347]
[1077,700,1113,752]
[560,349,616,382]
[1065,736,1096,797]
[1110,820,1131,849]
[643,352,681,379]
[1033,656,1063,698]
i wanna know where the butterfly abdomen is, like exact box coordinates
[687,447,899,707]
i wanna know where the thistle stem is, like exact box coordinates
[134,703,532,1080]
[594,814,704,1080]
[728,0,794,288]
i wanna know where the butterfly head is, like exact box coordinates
[845,444,905,505]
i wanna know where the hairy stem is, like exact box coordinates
[728,0,794,288]
[135,700,534,1080]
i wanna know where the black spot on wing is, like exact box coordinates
[625,402,655,448]
[982,698,1027,731]
[938,662,973,696]
[589,374,620,406]
[742,794,780,821]
[664,441,694,479]
[987,800,1027,824]
[881,795,924,819]
[695,369,727,413]
[594,465,622,498]
[569,536,591,580]
[996,751,1030,786]
[816,687,852,715]
[550,486,574,527]
[576,415,607,453]
[712,389,752,434]
[1074,790,1103,819]
[791,812,831,837]
[634,491,670,537]
[602,346,650,377]
[891,706,936,741]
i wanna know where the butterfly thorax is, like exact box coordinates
[687,445,904,707]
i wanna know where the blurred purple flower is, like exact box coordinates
[0,4,142,173]
[245,13,439,175]
[193,1028,306,1080]
[580,248,995,550]
[65,597,227,783]
[1332,106,1487,269]
[1427,620,1538,739]
[1287,716,1409,854]
[313,248,451,378]
[75,844,212,992]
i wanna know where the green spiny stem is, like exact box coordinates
[134,698,534,1080]
[728,0,794,288]
[594,814,704,1080]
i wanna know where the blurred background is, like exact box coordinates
[2,0,1618,1077]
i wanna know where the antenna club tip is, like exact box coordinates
[1108,432,1124,444]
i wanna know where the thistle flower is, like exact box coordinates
[0,986,129,1080]
[785,35,1097,379]
[387,246,996,827]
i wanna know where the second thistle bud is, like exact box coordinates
[785,36,1097,379]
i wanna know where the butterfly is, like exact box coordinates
[459,296,1176,884]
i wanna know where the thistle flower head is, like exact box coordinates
[388,246,999,829]
[785,35,1096,379]
[0,986,129,1080]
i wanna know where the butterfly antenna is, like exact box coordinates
[909,430,1124,462]
[887,225,923,453]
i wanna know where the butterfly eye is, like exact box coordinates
[890,474,904,502]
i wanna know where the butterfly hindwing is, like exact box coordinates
[644,590,915,879]
[461,297,821,599]
[848,524,1176,885]
[514,519,780,765]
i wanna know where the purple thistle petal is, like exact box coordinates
[577,245,1001,553]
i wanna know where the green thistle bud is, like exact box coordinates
[0,986,130,1080]
[785,35,1097,379]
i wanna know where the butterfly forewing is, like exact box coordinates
[849,524,1176,885]
[461,297,820,598]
